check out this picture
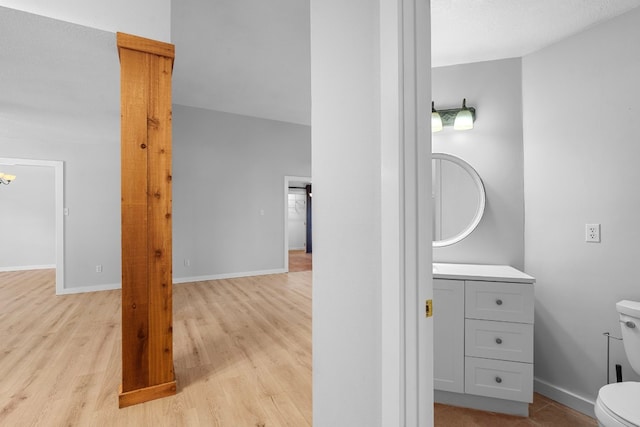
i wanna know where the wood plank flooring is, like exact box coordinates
[0,269,311,426]
[0,269,598,426]
[435,393,598,426]
[288,250,312,272]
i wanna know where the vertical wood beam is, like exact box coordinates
[117,32,176,408]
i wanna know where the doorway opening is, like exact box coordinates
[284,176,312,272]
[0,158,64,292]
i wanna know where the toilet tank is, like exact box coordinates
[617,300,640,376]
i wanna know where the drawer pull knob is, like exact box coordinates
[495,376,502,384]
[495,338,503,344]
[496,299,503,306]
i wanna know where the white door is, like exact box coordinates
[287,190,307,250]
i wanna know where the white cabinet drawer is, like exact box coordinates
[465,357,533,403]
[465,280,534,323]
[465,319,533,363]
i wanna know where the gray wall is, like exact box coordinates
[311,1,383,424]
[432,58,525,269]
[172,105,311,280]
[1,7,312,290]
[0,7,122,290]
[0,164,55,269]
[523,6,640,409]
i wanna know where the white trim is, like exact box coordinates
[173,268,287,285]
[0,264,56,272]
[53,269,288,295]
[380,0,432,425]
[0,157,65,294]
[57,282,121,295]
[380,0,403,424]
[432,152,486,248]
[534,377,596,418]
[402,0,433,426]
[283,175,311,273]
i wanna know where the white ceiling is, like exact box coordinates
[3,1,640,132]
[171,0,311,126]
[172,0,640,127]
[431,0,640,68]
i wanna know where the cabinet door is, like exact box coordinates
[434,279,465,393]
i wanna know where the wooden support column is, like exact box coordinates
[117,32,176,408]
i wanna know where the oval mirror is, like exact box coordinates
[432,153,486,247]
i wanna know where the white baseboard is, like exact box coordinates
[534,377,596,418]
[173,268,287,284]
[0,264,56,272]
[54,269,287,295]
[57,282,121,295]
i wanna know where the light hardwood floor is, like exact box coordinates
[288,250,312,273]
[0,269,311,426]
[1,269,597,426]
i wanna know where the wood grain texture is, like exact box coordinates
[116,32,175,59]
[146,54,175,386]
[435,393,597,426]
[0,269,312,426]
[118,33,175,402]
[118,381,177,408]
[119,45,151,392]
[288,250,312,272]
[0,270,595,425]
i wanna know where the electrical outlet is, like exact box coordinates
[586,224,601,243]
[184,259,191,267]
[96,264,103,273]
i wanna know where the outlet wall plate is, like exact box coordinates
[586,223,601,243]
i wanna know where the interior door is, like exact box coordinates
[288,190,307,250]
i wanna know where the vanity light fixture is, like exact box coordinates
[454,98,474,130]
[431,98,476,132]
[432,101,443,132]
[0,173,16,185]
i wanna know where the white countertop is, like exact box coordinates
[433,262,535,284]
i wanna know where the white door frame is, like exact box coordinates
[0,157,65,293]
[283,175,312,272]
[380,0,432,425]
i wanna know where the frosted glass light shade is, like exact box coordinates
[432,111,443,132]
[453,98,474,130]
[453,109,473,130]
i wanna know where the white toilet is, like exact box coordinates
[595,300,640,427]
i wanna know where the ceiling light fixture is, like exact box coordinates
[431,99,476,132]
[0,173,16,185]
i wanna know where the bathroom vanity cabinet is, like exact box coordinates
[433,263,535,416]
